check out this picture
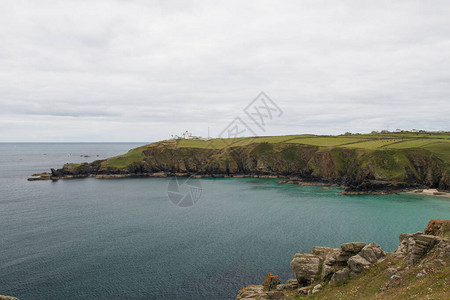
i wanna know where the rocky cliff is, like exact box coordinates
[33,139,450,193]
[236,219,450,299]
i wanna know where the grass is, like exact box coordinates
[283,253,449,300]
[96,132,450,171]
[173,133,450,162]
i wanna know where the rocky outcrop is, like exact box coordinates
[236,219,450,299]
[290,254,321,286]
[289,241,386,288]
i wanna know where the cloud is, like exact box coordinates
[0,0,449,141]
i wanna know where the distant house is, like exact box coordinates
[172,131,209,140]
[381,130,390,134]
[395,129,402,133]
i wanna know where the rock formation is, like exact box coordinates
[235,219,449,299]
[31,139,450,193]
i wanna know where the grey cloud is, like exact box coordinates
[0,0,449,142]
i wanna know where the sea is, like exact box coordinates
[0,143,449,299]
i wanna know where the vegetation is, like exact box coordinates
[281,253,449,299]
[52,132,450,191]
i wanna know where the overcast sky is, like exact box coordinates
[0,0,449,142]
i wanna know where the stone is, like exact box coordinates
[312,284,322,294]
[385,274,402,289]
[340,242,366,253]
[285,278,299,287]
[330,267,351,285]
[407,234,439,265]
[236,285,283,300]
[290,254,321,286]
[386,267,399,278]
[336,251,354,265]
[312,246,334,255]
[321,264,335,281]
[348,254,371,273]
[324,249,340,265]
[0,296,19,300]
[298,287,310,295]
[359,242,386,263]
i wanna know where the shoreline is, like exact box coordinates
[27,172,450,196]
[407,188,450,198]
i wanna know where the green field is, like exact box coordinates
[173,132,450,163]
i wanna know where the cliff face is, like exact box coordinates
[236,219,450,300]
[48,141,450,192]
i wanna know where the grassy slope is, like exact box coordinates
[282,223,450,300]
[282,254,449,299]
[100,132,450,170]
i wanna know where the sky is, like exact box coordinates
[0,0,449,142]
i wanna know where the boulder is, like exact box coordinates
[285,278,299,286]
[312,246,334,255]
[348,254,371,273]
[0,296,18,300]
[290,254,321,286]
[323,249,340,265]
[298,287,310,295]
[329,267,351,285]
[341,242,366,253]
[407,234,439,265]
[312,284,322,294]
[386,267,400,278]
[359,242,386,263]
[236,285,283,300]
[320,264,335,281]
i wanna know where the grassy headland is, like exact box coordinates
[44,132,450,192]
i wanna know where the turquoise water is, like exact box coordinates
[0,143,449,299]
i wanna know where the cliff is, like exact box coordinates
[236,219,450,299]
[31,133,450,193]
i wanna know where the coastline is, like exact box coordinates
[408,188,450,198]
[28,172,450,196]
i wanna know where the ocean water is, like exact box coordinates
[0,143,449,300]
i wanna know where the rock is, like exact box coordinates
[285,279,299,289]
[385,274,402,289]
[312,246,334,255]
[341,242,366,253]
[348,254,371,273]
[324,249,340,265]
[0,296,19,300]
[290,254,321,286]
[236,285,283,300]
[359,242,386,263]
[330,267,351,285]
[335,252,352,265]
[277,279,299,291]
[312,284,322,294]
[298,287,310,295]
[407,234,439,265]
[386,267,399,278]
[321,264,335,281]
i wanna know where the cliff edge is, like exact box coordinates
[236,219,450,299]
